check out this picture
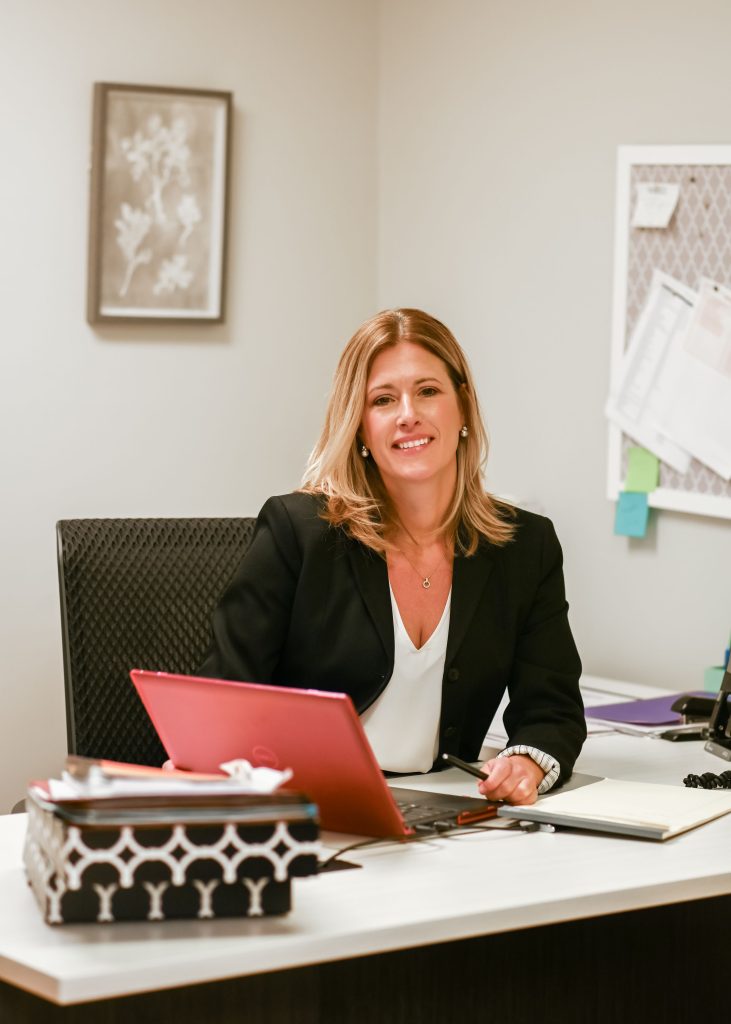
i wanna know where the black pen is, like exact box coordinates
[441,752,489,781]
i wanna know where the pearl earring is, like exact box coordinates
[460,425,469,438]
[360,444,370,458]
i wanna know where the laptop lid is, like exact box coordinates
[130,670,410,836]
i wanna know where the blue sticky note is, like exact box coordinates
[614,491,649,538]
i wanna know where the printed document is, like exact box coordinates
[652,278,731,479]
[605,270,695,473]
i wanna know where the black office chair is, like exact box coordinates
[56,516,256,766]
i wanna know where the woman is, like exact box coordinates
[201,309,585,806]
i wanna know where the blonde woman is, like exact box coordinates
[203,309,585,805]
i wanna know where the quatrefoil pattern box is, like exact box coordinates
[23,791,320,924]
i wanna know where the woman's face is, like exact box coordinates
[360,341,463,495]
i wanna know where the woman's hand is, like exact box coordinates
[476,754,545,805]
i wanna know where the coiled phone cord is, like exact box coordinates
[683,770,731,789]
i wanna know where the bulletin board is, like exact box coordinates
[608,145,731,520]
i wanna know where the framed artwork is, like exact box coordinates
[87,83,232,324]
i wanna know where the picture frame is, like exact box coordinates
[87,83,232,324]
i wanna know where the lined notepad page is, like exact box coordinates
[531,779,731,837]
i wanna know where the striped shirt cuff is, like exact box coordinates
[498,745,560,794]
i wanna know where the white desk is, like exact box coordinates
[2,676,730,1022]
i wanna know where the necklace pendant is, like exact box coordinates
[422,577,431,589]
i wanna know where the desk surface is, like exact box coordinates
[3,675,731,1006]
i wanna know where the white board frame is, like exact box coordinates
[608,144,731,521]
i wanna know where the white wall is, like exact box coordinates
[0,0,378,810]
[378,0,731,692]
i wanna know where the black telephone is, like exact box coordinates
[660,693,717,742]
[705,662,731,761]
[670,694,717,720]
[678,665,731,786]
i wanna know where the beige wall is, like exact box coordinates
[2,0,731,811]
[378,0,731,693]
[0,0,378,810]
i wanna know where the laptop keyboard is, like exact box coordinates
[395,798,462,832]
[396,799,452,823]
[391,787,498,833]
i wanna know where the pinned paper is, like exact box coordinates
[625,446,659,492]
[614,491,649,538]
[631,183,680,229]
[651,278,731,479]
[604,270,694,474]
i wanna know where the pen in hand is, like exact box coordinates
[441,752,489,781]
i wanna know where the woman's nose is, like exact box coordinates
[397,394,419,425]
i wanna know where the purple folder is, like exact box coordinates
[586,691,709,726]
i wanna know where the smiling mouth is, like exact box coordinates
[394,437,432,450]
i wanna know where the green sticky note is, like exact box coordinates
[625,446,659,492]
[614,491,649,538]
[704,666,725,692]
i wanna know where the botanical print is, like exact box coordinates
[95,88,228,319]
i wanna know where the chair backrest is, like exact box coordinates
[57,517,256,766]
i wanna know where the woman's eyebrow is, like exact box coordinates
[366,375,442,396]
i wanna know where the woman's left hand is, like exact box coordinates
[476,754,545,805]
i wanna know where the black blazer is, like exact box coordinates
[201,492,586,782]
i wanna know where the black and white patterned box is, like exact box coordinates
[23,791,320,924]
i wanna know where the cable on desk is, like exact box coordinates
[683,770,731,789]
[318,823,523,871]
[319,835,395,870]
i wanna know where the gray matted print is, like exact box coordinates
[87,83,232,324]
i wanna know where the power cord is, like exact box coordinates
[318,822,522,871]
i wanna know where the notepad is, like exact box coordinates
[497,778,731,840]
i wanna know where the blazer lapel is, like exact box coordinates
[446,543,496,664]
[345,536,495,668]
[346,542,394,664]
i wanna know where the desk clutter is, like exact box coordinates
[23,758,320,925]
[585,690,713,728]
[585,678,731,757]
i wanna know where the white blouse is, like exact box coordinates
[359,585,561,793]
[361,586,451,773]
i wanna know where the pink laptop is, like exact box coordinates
[130,670,495,837]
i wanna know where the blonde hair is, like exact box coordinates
[301,308,516,555]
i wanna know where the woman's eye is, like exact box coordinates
[420,386,439,397]
[372,395,392,406]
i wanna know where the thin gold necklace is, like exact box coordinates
[393,546,445,590]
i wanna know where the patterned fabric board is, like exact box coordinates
[622,164,731,499]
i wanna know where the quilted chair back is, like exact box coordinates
[56,517,256,765]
